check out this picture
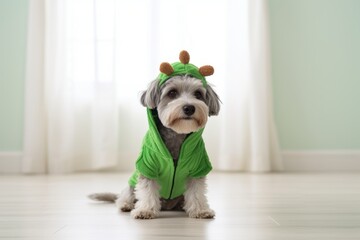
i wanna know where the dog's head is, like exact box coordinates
[140,51,220,134]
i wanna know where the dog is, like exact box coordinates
[89,50,220,219]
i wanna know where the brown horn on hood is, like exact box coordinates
[179,50,190,64]
[159,62,174,75]
[199,65,214,77]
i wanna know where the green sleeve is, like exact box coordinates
[135,148,159,180]
[128,170,139,187]
[189,151,212,178]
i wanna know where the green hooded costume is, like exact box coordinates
[128,51,214,200]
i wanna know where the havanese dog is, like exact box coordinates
[89,50,220,219]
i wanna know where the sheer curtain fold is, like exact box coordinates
[23,0,282,174]
[246,0,283,171]
[211,0,283,172]
[23,0,118,173]
[23,0,47,173]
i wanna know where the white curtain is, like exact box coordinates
[23,0,119,173]
[23,0,282,174]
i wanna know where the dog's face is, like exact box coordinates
[141,75,220,134]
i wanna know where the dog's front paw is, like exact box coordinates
[131,209,157,219]
[188,209,215,219]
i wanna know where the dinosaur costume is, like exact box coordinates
[128,51,214,202]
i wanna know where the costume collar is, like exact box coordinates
[146,108,204,160]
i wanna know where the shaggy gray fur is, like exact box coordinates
[140,75,221,117]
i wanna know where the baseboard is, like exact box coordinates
[0,152,22,174]
[282,150,360,172]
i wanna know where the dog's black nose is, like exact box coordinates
[183,105,195,116]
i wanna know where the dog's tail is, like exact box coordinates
[88,192,118,203]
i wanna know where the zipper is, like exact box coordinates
[167,133,190,199]
[168,159,178,199]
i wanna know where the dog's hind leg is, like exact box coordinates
[183,177,215,219]
[131,175,161,219]
[115,186,135,212]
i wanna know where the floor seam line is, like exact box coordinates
[268,216,281,226]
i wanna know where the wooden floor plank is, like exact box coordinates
[0,172,360,239]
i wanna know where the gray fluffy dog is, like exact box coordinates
[89,51,220,219]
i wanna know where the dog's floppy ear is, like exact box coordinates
[206,84,221,116]
[140,79,161,109]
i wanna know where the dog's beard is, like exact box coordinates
[169,119,202,134]
[158,100,208,134]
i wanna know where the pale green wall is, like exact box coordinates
[0,0,28,151]
[269,0,360,150]
[0,0,359,152]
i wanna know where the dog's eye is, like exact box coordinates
[167,90,178,99]
[194,90,204,100]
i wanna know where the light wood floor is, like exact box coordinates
[1,172,360,240]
